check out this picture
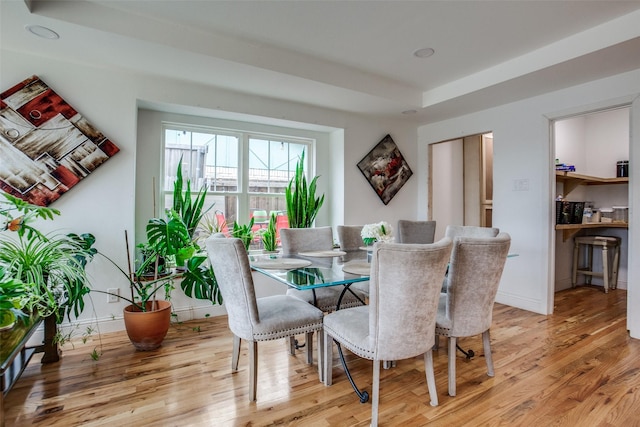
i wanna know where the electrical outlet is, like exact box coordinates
[107,288,119,303]
[513,178,530,191]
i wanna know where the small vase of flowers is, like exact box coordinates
[361,221,394,246]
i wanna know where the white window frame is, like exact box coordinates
[161,122,315,224]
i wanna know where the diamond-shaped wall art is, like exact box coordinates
[357,134,412,205]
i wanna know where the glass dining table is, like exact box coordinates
[249,251,372,402]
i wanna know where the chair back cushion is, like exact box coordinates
[337,225,364,251]
[397,220,436,244]
[280,226,334,255]
[443,232,511,337]
[444,225,499,239]
[368,238,452,360]
[205,237,259,340]
[337,225,367,262]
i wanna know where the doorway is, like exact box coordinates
[429,132,493,240]
[552,107,630,296]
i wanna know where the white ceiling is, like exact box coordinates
[2,0,640,124]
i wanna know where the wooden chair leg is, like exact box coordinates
[371,360,381,427]
[572,241,579,287]
[323,330,333,386]
[317,329,325,383]
[483,330,494,377]
[424,351,438,406]
[249,341,258,402]
[448,336,457,397]
[305,332,314,364]
[586,245,594,285]
[611,243,621,289]
[602,245,610,293]
[232,335,241,372]
[289,336,296,355]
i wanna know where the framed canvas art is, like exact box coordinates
[0,75,119,206]
[357,134,412,205]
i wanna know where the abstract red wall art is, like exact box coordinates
[0,75,119,206]
[357,134,412,205]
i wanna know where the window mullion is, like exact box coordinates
[238,133,250,222]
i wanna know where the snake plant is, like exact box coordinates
[285,151,324,228]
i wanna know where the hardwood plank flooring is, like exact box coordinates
[4,286,640,426]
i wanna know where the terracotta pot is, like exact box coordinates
[123,300,171,351]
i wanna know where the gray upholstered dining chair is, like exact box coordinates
[444,224,499,240]
[396,219,436,244]
[323,239,452,427]
[438,225,500,294]
[336,225,367,261]
[204,236,325,402]
[435,232,511,397]
[280,226,366,312]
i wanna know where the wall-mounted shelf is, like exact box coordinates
[555,171,628,196]
[555,222,628,241]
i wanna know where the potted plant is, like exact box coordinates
[0,267,33,331]
[258,213,278,252]
[96,208,221,350]
[171,156,214,240]
[95,234,175,351]
[0,193,97,362]
[285,150,324,228]
[0,193,95,331]
[230,217,255,251]
[93,158,223,350]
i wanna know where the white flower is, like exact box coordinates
[361,221,393,245]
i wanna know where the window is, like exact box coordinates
[163,124,313,248]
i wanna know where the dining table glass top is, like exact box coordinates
[249,252,370,290]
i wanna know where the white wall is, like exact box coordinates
[418,68,640,339]
[1,48,419,334]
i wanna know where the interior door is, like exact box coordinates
[481,134,494,227]
[429,132,493,238]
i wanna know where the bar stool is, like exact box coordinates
[572,236,621,293]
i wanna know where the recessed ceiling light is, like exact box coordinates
[413,47,435,58]
[402,109,417,115]
[25,25,60,40]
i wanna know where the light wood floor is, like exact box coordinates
[5,286,640,426]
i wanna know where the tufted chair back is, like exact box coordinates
[441,232,510,337]
[396,219,436,244]
[337,225,367,262]
[444,225,499,240]
[368,239,452,360]
[336,225,364,250]
[205,237,258,340]
[280,226,334,255]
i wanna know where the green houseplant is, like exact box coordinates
[0,193,96,360]
[258,213,278,252]
[0,193,95,326]
[0,267,33,330]
[93,160,222,350]
[95,231,175,351]
[285,150,324,228]
[230,217,255,251]
[95,208,221,350]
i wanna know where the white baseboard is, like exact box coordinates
[26,303,228,348]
